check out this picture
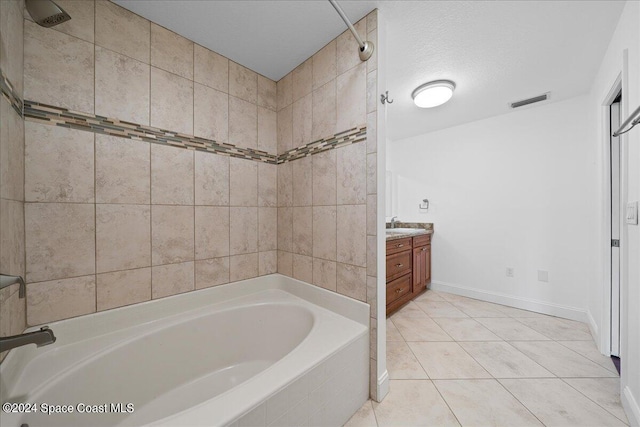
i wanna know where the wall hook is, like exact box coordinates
[380,91,394,105]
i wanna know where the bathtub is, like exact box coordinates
[0,274,370,426]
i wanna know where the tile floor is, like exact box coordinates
[345,290,629,427]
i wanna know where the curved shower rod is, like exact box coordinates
[328,0,374,61]
[613,104,640,137]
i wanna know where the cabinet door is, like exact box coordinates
[424,244,431,286]
[413,247,425,293]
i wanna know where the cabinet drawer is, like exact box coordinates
[386,237,412,255]
[386,273,412,305]
[413,234,431,247]
[386,250,412,281]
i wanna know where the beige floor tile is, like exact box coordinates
[557,340,618,373]
[372,380,460,427]
[459,341,554,378]
[432,318,502,341]
[516,317,593,340]
[510,341,619,378]
[386,318,404,342]
[563,378,628,423]
[451,300,509,318]
[387,341,428,379]
[500,378,627,426]
[414,290,446,302]
[476,317,552,341]
[408,342,491,380]
[391,301,428,319]
[414,300,469,318]
[344,400,378,427]
[493,305,550,318]
[434,379,542,426]
[392,316,453,342]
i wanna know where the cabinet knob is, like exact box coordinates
[395,288,402,293]
[422,248,427,252]
[396,243,403,248]
[395,263,403,268]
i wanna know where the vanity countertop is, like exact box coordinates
[385,222,434,241]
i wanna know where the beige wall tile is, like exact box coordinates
[195,257,229,289]
[292,93,312,147]
[151,205,194,265]
[48,0,94,43]
[367,152,377,195]
[0,0,24,94]
[230,253,258,282]
[229,96,258,149]
[230,207,258,255]
[258,207,277,252]
[27,275,96,325]
[366,112,377,154]
[194,83,229,142]
[367,275,377,317]
[0,101,24,201]
[366,27,378,73]
[257,75,277,111]
[259,251,277,275]
[366,70,377,114]
[229,157,257,206]
[25,203,95,283]
[312,206,337,261]
[292,156,312,206]
[96,134,150,204]
[96,204,151,273]
[258,163,277,207]
[195,206,229,259]
[337,19,366,75]
[277,162,293,207]
[337,142,366,204]
[367,194,377,236]
[277,104,293,154]
[337,205,366,267]
[313,40,336,90]
[229,61,257,104]
[151,144,194,205]
[97,267,151,311]
[277,72,292,111]
[95,46,150,125]
[152,262,194,299]
[194,44,228,93]
[95,0,150,63]
[0,199,25,277]
[337,263,366,301]
[277,207,293,252]
[24,20,94,113]
[1,284,26,355]
[293,254,313,283]
[313,258,336,291]
[312,80,336,141]
[150,67,193,135]
[258,107,277,154]
[25,122,94,203]
[312,149,337,206]
[293,207,312,256]
[150,23,193,79]
[366,235,377,277]
[277,250,292,276]
[337,62,367,132]
[292,59,312,102]
[195,151,229,206]
[366,10,377,31]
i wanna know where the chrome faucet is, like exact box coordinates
[0,326,56,353]
[390,216,398,228]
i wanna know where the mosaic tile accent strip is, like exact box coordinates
[0,69,23,117]
[277,125,367,164]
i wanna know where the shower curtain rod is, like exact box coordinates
[328,0,374,61]
[613,104,640,137]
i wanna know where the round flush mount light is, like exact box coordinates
[412,80,456,108]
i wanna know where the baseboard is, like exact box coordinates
[376,370,389,403]
[430,280,589,323]
[586,309,599,341]
[622,386,640,427]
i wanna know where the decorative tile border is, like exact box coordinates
[0,69,23,117]
[278,126,367,164]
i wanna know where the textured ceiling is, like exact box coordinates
[113,0,626,141]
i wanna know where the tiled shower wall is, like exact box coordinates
[19,0,279,325]
[274,12,380,398]
[0,0,26,361]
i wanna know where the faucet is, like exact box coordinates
[0,326,56,353]
[390,216,398,228]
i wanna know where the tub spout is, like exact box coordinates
[0,326,56,353]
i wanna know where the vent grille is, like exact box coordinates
[510,93,549,108]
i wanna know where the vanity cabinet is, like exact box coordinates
[386,233,431,315]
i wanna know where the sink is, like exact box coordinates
[386,228,423,233]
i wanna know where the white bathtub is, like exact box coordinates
[0,274,370,426]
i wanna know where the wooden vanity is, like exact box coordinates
[386,229,432,316]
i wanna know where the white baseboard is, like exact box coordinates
[430,280,589,323]
[376,370,389,403]
[586,309,599,341]
[623,386,640,427]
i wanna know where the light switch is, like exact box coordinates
[626,201,638,225]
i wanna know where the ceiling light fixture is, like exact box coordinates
[412,80,456,108]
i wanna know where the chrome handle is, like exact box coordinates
[422,248,427,252]
[396,244,404,248]
[395,288,402,293]
[395,263,403,268]
[0,274,25,298]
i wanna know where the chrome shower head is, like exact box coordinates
[25,0,71,28]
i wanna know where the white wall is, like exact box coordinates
[588,1,639,424]
[387,95,596,321]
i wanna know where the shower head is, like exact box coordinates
[25,0,71,27]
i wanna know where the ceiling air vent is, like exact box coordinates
[510,93,550,109]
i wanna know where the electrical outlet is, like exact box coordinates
[506,267,514,277]
[538,270,549,282]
